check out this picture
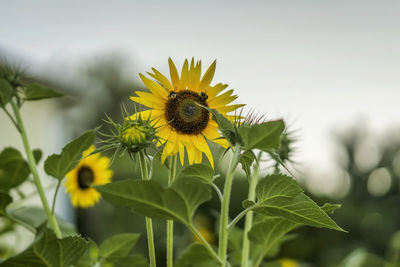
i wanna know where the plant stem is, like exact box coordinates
[167,154,177,267]
[51,180,62,214]
[227,205,255,232]
[1,106,20,132]
[188,224,222,265]
[240,153,261,267]
[218,145,241,266]
[11,100,62,238]
[138,150,157,267]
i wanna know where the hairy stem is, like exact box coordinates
[11,100,62,238]
[167,155,177,267]
[218,145,241,266]
[241,153,261,267]
[138,150,157,267]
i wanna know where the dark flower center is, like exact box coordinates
[165,90,209,135]
[77,166,94,189]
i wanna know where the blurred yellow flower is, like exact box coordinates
[130,58,243,167]
[65,145,113,208]
[278,258,299,267]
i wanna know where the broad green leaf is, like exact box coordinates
[76,239,98,267]
[97,177,212,225]
[0,191,12,215]
[111,254,149,267]
[99,233,140,261]
[0,147,30,191]
[44,130,95,180]
[178,163,214,184]
[238,120,285,151]
[25,83,64,101]
[175,243,217,267]
[238,150,256,177]
[321,203,342,214]
[2,229,87,266]
[0,78,13,106]
[208,108,238,146]
[33,149,42,164]
[256,174,303,202]
[254,193,344,231]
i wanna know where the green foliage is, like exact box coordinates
[175,243,218,267]
[238,150,256,178]
[97,175,212,226]
[238,120,285,151]
[178,163,214,184]
[99,233,140,262]
[321,203,342,214]
[0,78,13,106]
[252,175,344,231]
[208,108,239,146]
[44,130,95,180]
[2,229,87,267]
[0,191,12,215]
[33,149,43,164]
[24,83,64,101]
[0,147,30,191]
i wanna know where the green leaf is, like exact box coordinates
[97,176,212,225]
[25,83,64,101]
[254,193,344,231]
[208,108,238,146]
[110,254,149,267]
[0,147,30,191]
[33,149,42,164]
[238,150,256,177]
[2,229,87,266]
[248,217,298,246]
[75,238,98,267]
[178,163,214,184]
[321,203,342,214]
[238,120,285,151]
[44,130,95,180]
[0,191,12,215]
[0,78,13,106]
[175,243,217,267]
[242,199,255,209]
[99,233,140,261]
[256,174,303,202]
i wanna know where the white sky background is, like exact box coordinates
[1,0,399,194]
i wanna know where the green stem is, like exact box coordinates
[240,153,261,267]
[1,106,20,132]
[218,145,241,266]
[227,205,255,232]
[51,180,62,214]
[138,150,157,267]
[188,224,222,265]
[10,100,62,239]
[167,155,177,267]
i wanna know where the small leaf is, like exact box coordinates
[0,191,12,215]
[238,150,256,177]
[0,147,30,191]
[44,130,95,180]
[178,163,214,184]
[321,203,342,214]
[2,229,87,266]
[33,149,42,164]
[208,108,237,146]
[0,78,13,106]
[97,176,212,225]
[99,233,140,261]
[175,243,218,267]
[25,83,64,101]
[238,120,285,151]
[242,199,255,209]
[254,193,345,232]
[256,174,303,202]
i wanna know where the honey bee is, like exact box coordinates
[199,92,208,101]
[168,91,177,98]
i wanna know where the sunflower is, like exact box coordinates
[65,145,113,208]
[130,58,243,167]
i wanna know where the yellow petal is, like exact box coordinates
[178,140,185,166]
[193,135,214,168]
[139,73,168,98]
[148,68,173,91]
[168,58,180,88]
[199,60,216,90]
[207,83,228,100]
[133,91,165,107]
[180,59,189,89]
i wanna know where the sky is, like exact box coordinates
[1,0,399,194]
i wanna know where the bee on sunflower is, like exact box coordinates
[65,145,113,208]
[130,58,244,167]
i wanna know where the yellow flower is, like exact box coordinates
[122,124,147,145]
[278,258,299,267]
[65,145,113,208]
[130,58,244,167]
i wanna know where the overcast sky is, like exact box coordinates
[1,1,399,184]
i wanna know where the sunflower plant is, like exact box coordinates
[0,59,344,267]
